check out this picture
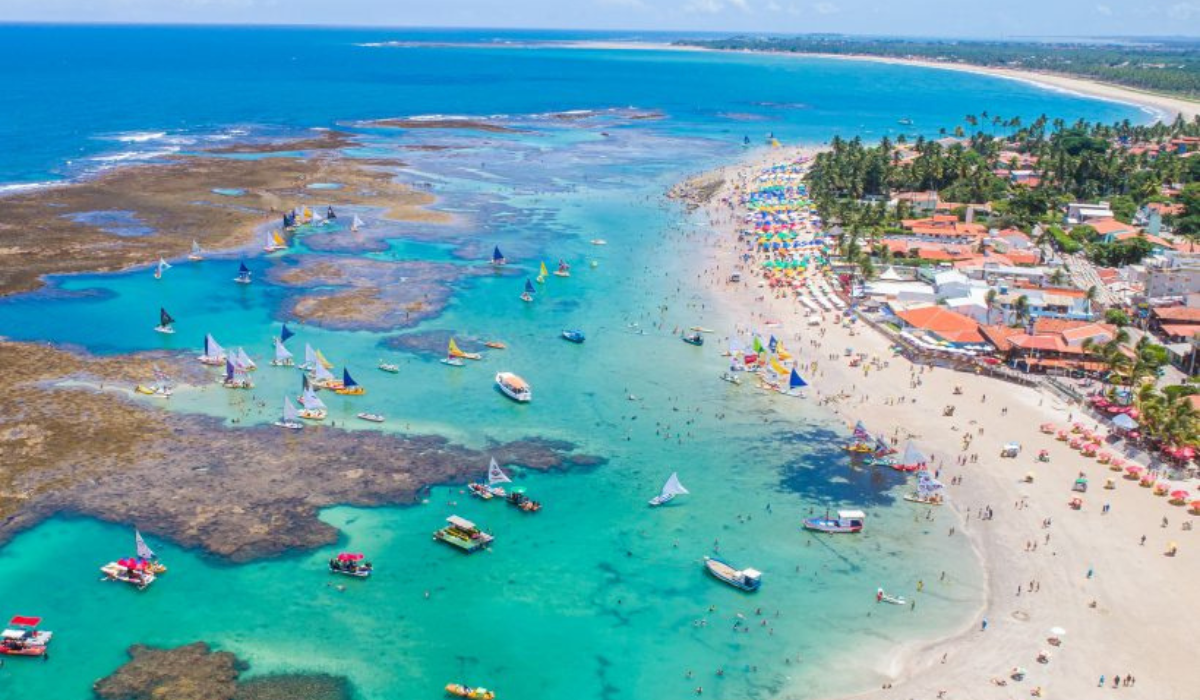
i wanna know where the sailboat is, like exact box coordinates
[154,307,175,334]
[153,257,171,280]
[270,337,295,367]
[904,471,945,505]
[187,240,203,261]
[351,215,365,232]
[780,367,808,397]
[447,338,482,361]
[298,387,327,420]
[491,245,506,266]
[882,441,927,472]
[234,347,257,371]
[135,366,173,398]
[311,209,325,226]
[222,359,254,389]
[274,396,304,430]
[300,343,318,371]
[315,349,334,370]
[335,368,365,395]
[264,229,287,252]
[311,360,341,389]
[234,262,252,284]
[537,261,548,284]
[135,529,167,574]
[553,259,571,278]
[844,420,873,453]
[198,333,226,365]
[648,472,689,506]
[520,278,535,303]
[468,457,512,499]
[280,323,295,344]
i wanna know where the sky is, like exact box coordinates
[1,0,1198,38]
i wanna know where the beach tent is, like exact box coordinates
[879,266,902,281]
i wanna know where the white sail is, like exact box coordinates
[351,215,365,232]
[660,472,689,498]
[191,240,201,254]
[312,210,324,225]
[158,257,172,272]
[283,396,300,421]
[135,529,156,560]
[235,347,257,370]
[205,334,226,359]
[313,361,336,383]
[302,387,327,410]
[916,471,944,498]
[274,338,294,363]
[487,457,512,486]
[304,343,318,368]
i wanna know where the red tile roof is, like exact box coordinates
[1161,323,1200,339]
[896,306,983,343]
[1087,218,1136,236]
[1152,307,1200,323]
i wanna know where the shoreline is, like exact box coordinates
[684,146,1199,700]
[560,40,1199,121]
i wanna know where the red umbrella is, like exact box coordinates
[1170,490,1190,500]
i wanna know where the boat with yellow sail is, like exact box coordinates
[447,338,482,361]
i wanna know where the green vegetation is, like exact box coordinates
[678,36,1200,98]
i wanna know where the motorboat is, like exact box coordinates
[561,329,585,344]
[433,516,494,553]
[1,616,52,657]
[100,560,157,590]
[681,332,704,346]
[703,556,761,592]
[378,360,400,373]
[495,372,531,402]
[329,552,372,578]
[876,588,906,605]
[506,489,541,513]
[357,412,385,423]
[802,509,866,534]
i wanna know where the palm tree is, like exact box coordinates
[985,288,998,325]
[1013,295,1031,328]
[1085,285,1099,316]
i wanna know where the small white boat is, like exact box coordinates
[589,239,607,246]
[648,472,688,506]
[876,588,906,605]
[719,372,741,385]
[100,562,156,590]
[495,372,531,402]
[187,240,203,261]
[378,361,399,373]
[703,556,761,592]
[357,412,385,423]
[441,357,465,367]
[274,397,304,430]
[154,307,175,334]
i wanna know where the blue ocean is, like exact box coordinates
[0,24,1145,700]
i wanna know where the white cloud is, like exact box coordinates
[812,1,839,14]
[1167,1,1198,19]
[1095,3,1112,15]
[684,0,724,12]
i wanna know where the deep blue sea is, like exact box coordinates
[0,24,1147,700]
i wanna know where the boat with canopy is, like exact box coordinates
[100,559,156,590]
[1,616,52,657]
[328,552,372,578]
[495,372,531,402]
[703,556,762,591]
[433,515,494,553]
[154,307,175,334]
[803,509,866,533]
[648,472,689,506]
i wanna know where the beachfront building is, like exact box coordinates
[1150,305,1200,339]
[1141,256,1200,301]
[899,215,988,245]
[891,304,986,347]
[980,320,1116,375]
[1065,201,1114,226]
[991,284,1096,323]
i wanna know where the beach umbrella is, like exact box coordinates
[1111,413,1137,430]
[1170,489,1190,501]
[1189,500,1200,514]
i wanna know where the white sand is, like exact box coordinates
[682,149,1200,700]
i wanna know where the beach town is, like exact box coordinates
[0,21,1198,700]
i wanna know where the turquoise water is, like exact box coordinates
[0,24,1145,700]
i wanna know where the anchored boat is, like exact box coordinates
[468,457,511,500]
[298,387,327,420]
[561,329,585,344]
[802,509,866,534]
[153,257,171,280]
[506,488,541,513]
[100,559,156,590]
[553,259,571,277]
[329,552,372,578]
[495,372,531,402]
[233,262,252,284]
[198,333,227,366]
[1,616,52,657]
[274,396,304,430]
[903,471,945,505]
[703,556,762,592]
[681,332,704,346]
[433,515,494,553]
[448,338,481,361]
[154,307,175,334]
[648,472,689,506]
[335,368,365,395]
[491,245,506,266]
[264,229,287,252]
[520,278,535,303]
[446,684,495,700]
[187,240,203,261]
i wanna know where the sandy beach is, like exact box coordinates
[683,149,1199,699]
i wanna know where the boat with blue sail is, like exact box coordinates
[154,307,175,335]
[233,262,252,284]
[222,359,254,389]
[703,556,762,592]
[197,333,226,366]
[520,278,535,303]
[334,368,364,395]
[802,509,866,534]
[491,245,506,266]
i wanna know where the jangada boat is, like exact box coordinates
[520,278,536,303]
[648,472,689,506]
[198,333,227,366]
[491,245,506,266]
[187,240,204,261]
[447,338,482,361]
[298,387,328,421]
[135,529,167,574]
[154,307,175,334]
[446,683,495,700]
[233,261,252,284]
[561,329,585,343]
[506,489,541,513]
[357,412,385,423]
[329,552,372,578]
[222,359,254,389]
[1,616,52,657]
[553,259,571,277]
[802,509,866,534]
[263,229,287,252]
[271,327,296,366]
[335,368,365,395]
[274,396,304,430]
[468,457,511,500]
[495,372,531,402]
[903,471,945,506]
[703,556,762,592]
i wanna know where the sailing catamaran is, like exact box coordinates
[468,457,512,499]
[491,245,506,266]
[844,420,873,453]
[271,337,295,367]
[553,259,571,278]
[274,396,304,430]
[298,387,327,420]
[198,334,226,365]
[351,215,365,232]
[187,240,203,261]
[648,472,689,506]
[264,229,287,252]
[520,278,535,303]
[154,307,175,334]
[234,262,252,284]
[780,367,808,397]
[335,368,365,395]
[153,257,171,280]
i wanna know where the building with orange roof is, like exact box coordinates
[894,305,984,344]
[899,215,988,243]
[979,324,1109,375]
